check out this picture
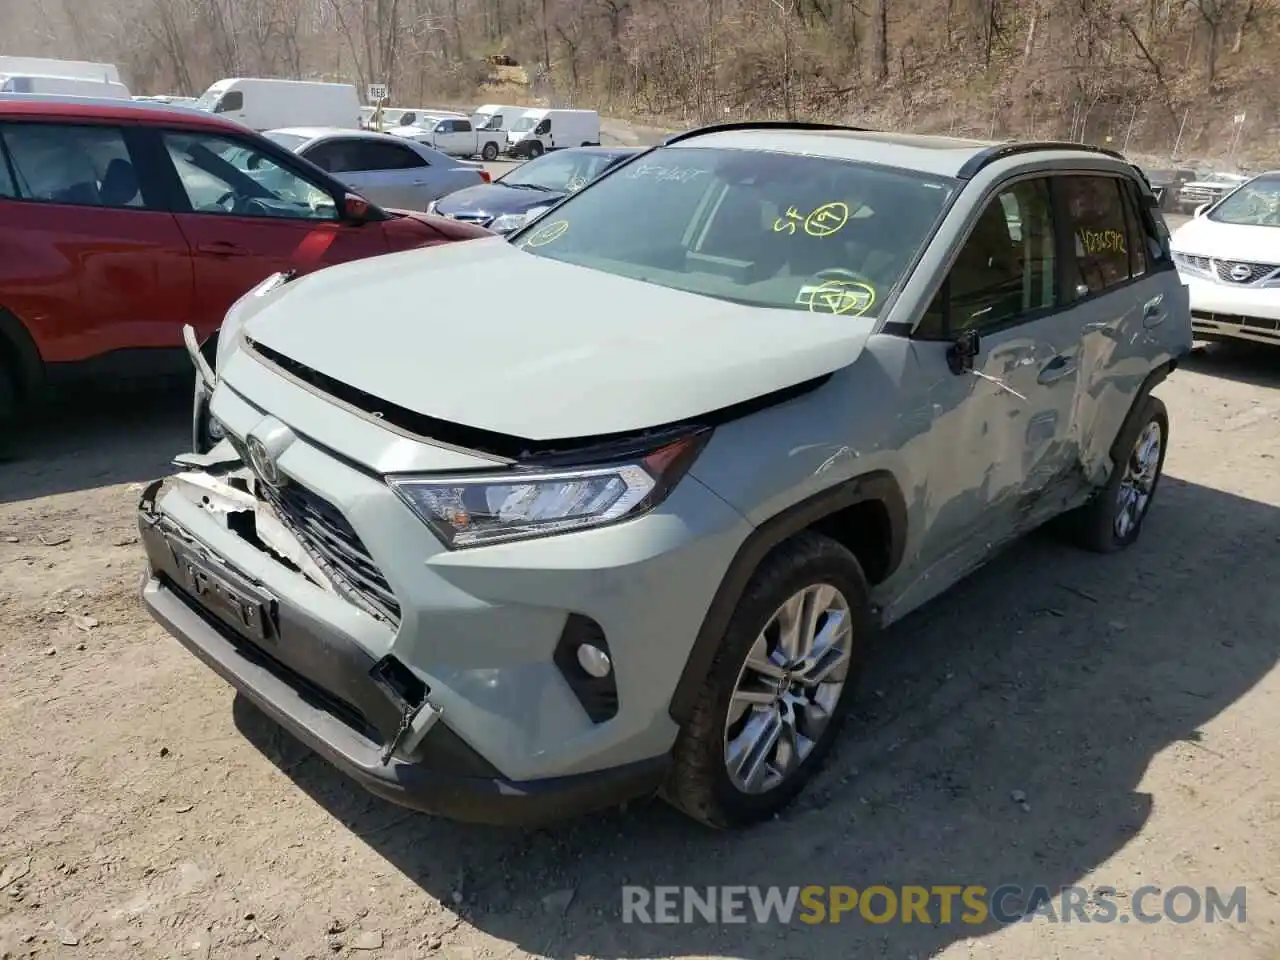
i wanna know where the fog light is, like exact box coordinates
[576,643,612,678]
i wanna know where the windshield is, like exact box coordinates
[194,85,226,110]
[500,150,621,192]
[264,132,308,152]
[511,146,955,316]
[1208,176,1280,226]
[510,115,537,133]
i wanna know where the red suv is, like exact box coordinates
[0,96,490,421]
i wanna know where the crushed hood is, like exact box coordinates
[237,237,872,442]
[1171,216,1280,262]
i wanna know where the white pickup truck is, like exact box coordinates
[389,115,506,161]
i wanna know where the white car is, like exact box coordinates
[1170,171,1280,348]
[263,127,490,211]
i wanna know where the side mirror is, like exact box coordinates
[341,193,373,223]
[1194,203,1209,217]
[946,328,981,375]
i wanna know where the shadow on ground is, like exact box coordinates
[1182,341,1280,390]
[0,379,189,504]
[234,474,1280,958]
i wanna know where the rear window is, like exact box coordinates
[512,146,956,317]
[265,132,309,152]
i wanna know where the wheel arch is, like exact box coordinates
[0,306,45,400]
[1108,359,1176,463]
[668,470,908,725]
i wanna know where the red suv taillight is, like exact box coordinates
[479,170,491,183]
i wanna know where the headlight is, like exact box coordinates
[426,199,439,215]
[490,205,550,234]
[389,432,709,548]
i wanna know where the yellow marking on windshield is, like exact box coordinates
[1079,228,1126,255]
[772,202,851,237]
[522,219,569,247]
[804,279,876,316]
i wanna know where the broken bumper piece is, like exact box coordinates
[135,477,667,826]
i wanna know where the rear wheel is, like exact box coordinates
[481,142,499,161]
[662,532,869,828]
[1058,394,1168,553]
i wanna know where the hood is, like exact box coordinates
[237,238,871,442]
[1171,216,1280,261]
[433,182,563,218]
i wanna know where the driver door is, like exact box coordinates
[157,128,392,337]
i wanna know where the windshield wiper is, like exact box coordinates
[502,182,553,191]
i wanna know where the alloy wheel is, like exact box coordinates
[1115,420,1163,539]
[724,583,853,794]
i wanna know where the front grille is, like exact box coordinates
[1212,259,1279,285]
[1175,252,1212,273]
[260,481,402,626]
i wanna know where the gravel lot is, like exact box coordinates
[2,234,1279,957]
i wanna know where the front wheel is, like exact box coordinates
[1058,394,1169,553]
[481,142,499,161]
[527,141,545,159]
[662,532,869,828]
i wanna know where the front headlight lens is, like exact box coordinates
[491,205,550,234]
[390,432,708,548]
[426,199,439,215]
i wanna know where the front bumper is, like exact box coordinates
[1181,272,1280,346]
[138,487,669,825]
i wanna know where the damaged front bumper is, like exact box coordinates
[136,471,668,826]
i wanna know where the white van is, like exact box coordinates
[0,57,120,83]
[0,74,131,99]
[505,108,601,158]
[195,79,361,131]
[472,103,532,133]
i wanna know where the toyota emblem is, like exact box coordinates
[1229,263,1252,282]
[245,436,284,488]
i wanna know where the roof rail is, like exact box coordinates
[663,120,874,146]
[957,140,1126,179]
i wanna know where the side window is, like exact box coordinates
[304,141,347,173]
[436,120,453,134]
[162,131,338,221]
[215,91,244,113]
[455,119,472,133]
[1122,178,1167,267]
[535,119,551,135]
[924,178,1056,336]
[0,140,16,198]
[1059,176,1131,297]
[350,142,427,171]
[1120,182,1148,279]
[0,123,145,209]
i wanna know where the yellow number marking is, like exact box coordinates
[806,279,876,316]
[804,202,849,237]
[523,219,569,247]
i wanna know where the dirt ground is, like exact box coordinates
[1,338,1279,960]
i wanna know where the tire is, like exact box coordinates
[1057,394,1169,553]
[527,141,544,159]
[481,142,499,162]
[0,363,17,460]
[661,531,870,828]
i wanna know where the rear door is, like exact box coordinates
[433,119,470,156]
[1053,173,1187,478]
[0,120,194,364]
[308,138,434,210]
[151,126,391,336]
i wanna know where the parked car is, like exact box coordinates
[1170,170,1280,348]
[471,103,530,132]
[0,56,120,83]
[389,114,507,161]
[0,74,131,99]
[262,127,490,211]
[138,125,1190,829]
[504,108,601,158]
[429,145,640,232]
[1175,173,1249,213]
[0,95,490,423]
[1141,166,1197,211]
[194,78,362,132]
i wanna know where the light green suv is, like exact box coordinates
[140,122,1192,829]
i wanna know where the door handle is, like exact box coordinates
[1143,294,1167,328]
[1037,354,1078,384]
[197,241,247,257]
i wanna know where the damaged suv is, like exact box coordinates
[139,123,1191,828]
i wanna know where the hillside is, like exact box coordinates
[2,0,1275,166]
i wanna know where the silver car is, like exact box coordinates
[263,127,488,211]
[142,123,1191,829]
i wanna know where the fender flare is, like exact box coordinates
[667,470,908,724]
[0,307,45,397]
